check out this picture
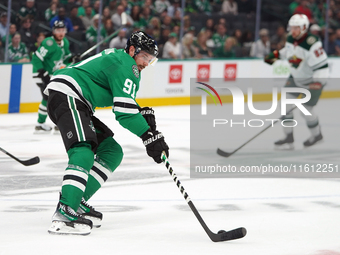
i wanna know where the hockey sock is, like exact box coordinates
[37,99,48,124]
[281,94,296,135]
[83,137,123,201]
[60,142,94,211]
[302,105,321,136]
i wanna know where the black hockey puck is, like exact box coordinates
[218,230,226,234]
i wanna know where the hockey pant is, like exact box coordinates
[47,90,123,211]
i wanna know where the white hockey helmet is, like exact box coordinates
[288,14,310,37]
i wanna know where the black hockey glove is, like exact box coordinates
[141,130,169,164]
[70,53,82,64]
[36,68,50,85]
[139,107,156,131]
[264,50,279,65]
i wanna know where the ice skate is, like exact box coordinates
[274,133,294,150]
[77,197,103,228]
[34,123,52,134]
[303,132,323,147]
[48,202,93,235]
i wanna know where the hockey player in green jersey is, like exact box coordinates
[45,31,169,235]
[264,14,328,148]
[31,20,73,134]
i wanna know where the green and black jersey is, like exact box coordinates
[31,36,72,75]
[45,48,149,137]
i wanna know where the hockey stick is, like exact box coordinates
[217,106,298,157]
[0,147,40,166]
[161,152,247,242]
[79,12,127,60]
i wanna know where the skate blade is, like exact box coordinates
[48,221,91,235]
[274,143,294,150]
[83,216,101,228]
[304,139,324,147]
[34,130,52,135]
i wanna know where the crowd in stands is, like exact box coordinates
[1,0,340,62]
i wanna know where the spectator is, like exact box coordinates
[144,0,155,14]
[0,12,8,39]
[64,0,78,14]
[162,32,180,59]
[109,28,127,49]
[2,24,17,46]
[182,32,198,59]
[233,29,243,46]
[213,36,236,58]
[289,0,300,15]
[45,2,58,22]
[158,26,171,47]
[149,16,161,41]
[86,14,106,44]
[250,28,270,58]
[81,6,93,29]
[183,15,193,34]
[168,0,182,18]
[8,33,30,63]
[204,18,215,33]
[294,0,313,22]
[104,18,114,35]
[93,1,101,14]
[19,18,36,53]
[108,0,117,16]
[130,5,141,25]
[18,0,37,21]
[78,0,95,18]
[240,29,254,48]
[192,0,212,15]
[222,0,238,15]
[212,23,228,49]
[327,32,336,56]
[50,7,74,32]
[310,23,321,38]
[30,32,46,53]
[334,28,340,56]
[155,0,171,15]
[172,9,182,27]
[69,6,85,32]
[111,5,134,29]
[271,25,286,51]
[161,15,173,31]
[102,7,111,21]
[194,30,213,58]
[139,6,153,28]
[327,9,340,31]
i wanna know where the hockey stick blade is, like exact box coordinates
[20,156,40,166]
[0,147,40,166]
[162,152,247,242]
[216,148,235,158]
[217,106,298,158]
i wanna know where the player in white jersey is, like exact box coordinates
[264,14,329,148]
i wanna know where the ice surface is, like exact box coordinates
[0,99,339,255]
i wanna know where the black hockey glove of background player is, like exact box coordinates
[139,107,156,131]
[141,130,169,163]
[35,69,50,85]
[70,53,82,64]
[264,50,279,65]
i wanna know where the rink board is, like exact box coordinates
[0,58,339,113]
